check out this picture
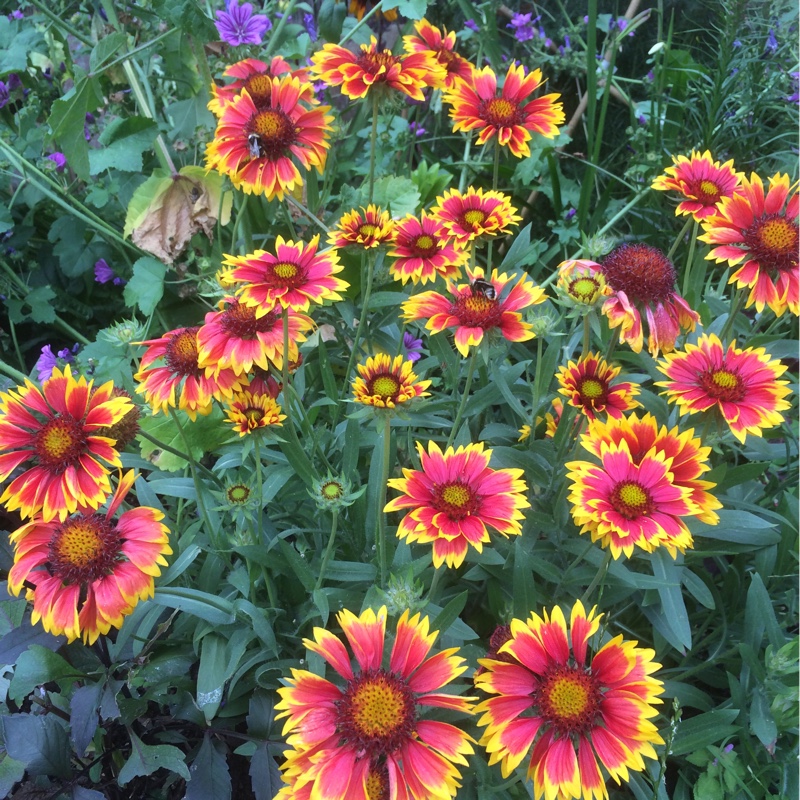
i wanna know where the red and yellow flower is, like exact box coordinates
[134,327,246,420]
[432,187,521,247]
[651,150,742,221]
[656,333,792,442]
[475,600,664,800]
[352,354,431,409]
[402,19,474,89]
[205,75,333,200]
[222,235,348,313]
[197,297,313,375]
[598,244,699,356]
[348,0,397,22]
[310,37,443,101]
[0,367,133,522]
[275,606,474,800]
[567,413,720,559]
[7,470,171,644]
[520,398,564,441]
[402,267,546,357]
[224,389,285,436]
[385,441,530,568]
[328,205,395,250]
[555,259,610,310]
[557,353,641,421]
[699,172,799,316]
[443,63,564,158]
[389,211,469,285]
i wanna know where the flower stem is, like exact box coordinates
[377,415,392,587]
[281,306,295,431]
[582,315,591,357]
[530,336,544,424]
[446,349,478,449]
[0,358,29,384]
[719,288,747,343]
[680,220,700,299]
[286,195,330,233]
[580,549,613,606]
[368,92,380,205]
[667,217,693,262]
[136,428,223,487]
[262,0,299,57]
[315,510,339,591]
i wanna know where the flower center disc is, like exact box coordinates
[748,215,800,274]
[48,515,121,584]
[35,417,87,471]
[321,481,344,500]
[244,74,274,105]
[227,484,251,504]
[695,179,720,202]
[369,375,400,400]
[601,243,677,304]
[221,302,280,339]
[570,277,600,303]
[359,50,396,76]
[483,97,519,126]
[413,234,436,256]
[269,261,304,289]
[611,480,652,519]
[244,408,265,425]
[365,768,390,800]
[462,209,487,227]
[536,665,601,735]
[434,481,477,519]
[359,223,378,238]
[700,367,746,402]
[250,109,296,159]
[165,328,202,376]
[580,378,605,401]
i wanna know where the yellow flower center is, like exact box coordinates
[249,109,296,158]
[610,480,652,519]
[547,676,590,718]
[570,277,600,303]
[272,261,298,280]
[441,484,470,507]
[351,681,407,737]
[165,328,201,376]
[254,109,289,138]
[359,223,378,238]
[618,482,648,507]
[365,769,389,800]
[54,520,103,567]
[40,423,80,461]
[700,366,746,402]
[759,218,797,253]
[244,408,265,425]
[711,369,738,389]
[416,235,434,250]
[244,73,274,104]
[463,209,487,226]
[321,481,344,500]
[35,416,87,471]
[372,375,400,399]
[535,663,601,735]
[580,378,604,400]
[48,515,123,584]
[227,484,251,504]
[484,97,518,126]
[698,179,719,197]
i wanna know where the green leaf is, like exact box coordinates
[8,645,86,702]
[745,572,785,652]
[276,538,316,591]
[749,686,777,749]
[47,68,104,181]
[393,0,429,19]
[154,587,236,625]
[322,561,377,583]
[165,95,216,141]
[691,509,779,547]
[499,223,547,271]
[69,683,102,756]
[313,589,330,625]
[47,216,99,278]
[89,31,128,73]
[123,256,166,316]
[118,731,190,786]
[0,18,44,74]
[317,0,347,41]
[430,591,468,637]
[249,742,282,800]
[0,754,26,798]
[186,734,231,800]
[368,176,420,218]
[0,713,71,779]
[24,286,58,324]
[693,773,724,800]
[197,634,226,723]
[671,709,740,756]
[124,170,172,237]
[651,551,692,650]
[89,116,159,175]
[513,538,536,620]
[0,623,65,664]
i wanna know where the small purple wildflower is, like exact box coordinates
[46,153,67,172]
[464,19,479,32]
[304,12,317,42]
[508,12,536,43]
[637,114,647,125]
[36,346,59,383]
[403,332,424,363]
[646,69,655,82]
[765,29,778,54]
[9,9,24,19]
[0,82,9,110]
[313,81,326,103]
[787,72,799,104]
[564,208,577,221]
[215,0,271,46]
[732,39,742,48]
[94,259,126,286]
[408,121,426,137]
[563,34,571,50]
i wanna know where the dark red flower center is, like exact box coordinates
[410,233,438,257]
[365,765,390,800]
[165,328,202,377]
[367,373,401,401]
[432,480,479,519]
[357,49,398,78]
[699,367,746,402]
[267,260,306,289]
[243,73,275,106]
[744,213,799,274]
[248,109,297,160]
[452,292,502,329]
[610,480,653,519]
[335,669,417,755]
[601,243,677,304]
[481,97,522,127]
[221,301,281,339]
[34,416,88,473]
[48,515,122,584]
[688,178,722,204]
[534,663,602,736]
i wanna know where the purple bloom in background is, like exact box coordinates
[94,259,126,286]
[765,29,778,54]
[409,121,426,137]
[464,19,479,32]
[36,346,59,382]
[215,0,271,46]
[403,332,424,363]
[0,82,9,109]
[508,12,536,43]
[46,152,67,172]
[9,9,24,19]
[565,207,577,221]
[732,39,742,48]
[787,71,799,104]
[304,12,317,42]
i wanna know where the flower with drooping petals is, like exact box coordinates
[443,64,564,158]
[352,354,431,410]
[520,397,563,442]
[0,367,133,522]
[699,172,799,316]
[402,19,474,89]
[385,441,530,568]
[475,600,664,800]
[566,413,720,558]
[134,327,246,420]
[7,470,171,644]
[555,259,610,311]
[222,235,348,313]
[311,37,443,101]
[197,297,313,375]
[205,76,333,200]
[275,606,474,800]
[224,389,285,436]
[432,187,521,247]
[402,267,546,357]
[599,244,699,356]
[557,353,641,421]
[656,333,792,442]
[651,150,742,221]
[389,211,469,285]
[215,0,271,47]
[328,205,395,250]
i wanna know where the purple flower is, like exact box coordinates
[0,82,9,110]
[35,346,59,383]
[215,0,271,46]
[46,152,67,172]
[9,10,24,20]
[564,207,577,221]
[94,258,126,286]
[304,12,317,42]
[464,19,479,32]
[765,29,778,54]
[508,12,536,43]
[403,332,423,363]
[408,121,426,137]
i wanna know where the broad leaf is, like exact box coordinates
[185,734,231,800]
[118,731,190,786]
[123,256,166,316]
[1,713,71,779]
[8,645,86,702]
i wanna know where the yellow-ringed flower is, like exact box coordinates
[223,235,348,313]
[599,243,699,356]
[557,353,641,421]
[402,19,474,89]
[699,172,799,316]
[94,387,141,453]
[208,56,308,117]
[432,187,521,247]
[352,353,431,410]
[0,366,132,522]
[385,441,530,568]
[310,37,443,101]
[348,0,397,21]
[274,606,474,800]
[197,297,313,375]
[555,258,610,310]
[224,390,285,436]
[443,63,564,158]
[475,600,664,800]
[134,327,246,420]
[656,333,792,442]
[567,413,721,559]
[402,267,546,357]
[205,76,333,201]
[651,150,742,221]
[388,211,469,285]
[7,470,171,644]
[328,205,395,250]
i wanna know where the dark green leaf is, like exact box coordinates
[393,0,429,20]
[9,644,87,702]
[745,572,785,652]
[89,32,127,73]
[24,286,58,323]
[313,589,330,625]
[276,539,315,591]
[123,256,166,316]
[651,551,692,650]
[73,787,106,800]
[318,0,347,41]
[247,693,275,740]
[0,18,44,74]
[0,754,26,798]
[512,538,536,620]
[185,734,231,800]
[154,587,236,625]
[430,591,468,637]
[70,682,102,756]
[197,634,226,723]
[322,561,377,582]
[0,624,65,666]
[118,731,190,786]
[671,709,740,755]
[749,686,777,749]
[249,742,282,800]
[1,713,71,778]
[90,117,158,174]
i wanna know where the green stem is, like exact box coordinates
[28,0,92,45]
[681,220,700,299]
[580,550,613,606]
[286,195,330,233]
[281,306,295,431]
[339,0,384,45]
[136,428,223,487]
[667,217,693,262]
[315,510,339,591]
[485,142,501,270]
[582,315,591,357]
[719,288,747,343]
[530,336,544,424]
[0,358,28,384]
[368,92,379,205]
[428,567,444,604]
[253,436,263,542]
[446,350,478,449]
[230,192,250,252]
[100,28,178,76]
[377,415,392,587]
[262,0,299,56]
